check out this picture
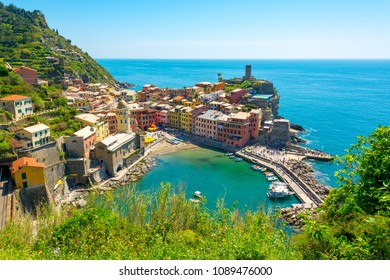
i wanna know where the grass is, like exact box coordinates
[0,183,297,260]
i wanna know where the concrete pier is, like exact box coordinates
[236,151,324,207]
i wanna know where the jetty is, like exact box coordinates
[236,150,324,207]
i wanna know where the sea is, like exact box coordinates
[97,59,390,211]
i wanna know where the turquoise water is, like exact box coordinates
[132,147,299,211]
[98,59,390,201]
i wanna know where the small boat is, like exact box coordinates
[189,198,200,203]
[234,157,243,162]
[225,152,234,156]
[264,172,274,176]
[260,167,267,172]
[229,155,236,159]
[267,176,279,182]
[193,191,203,198]
[251,165,261,170]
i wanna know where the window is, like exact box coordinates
[23,182,28,188]
[21,173,27,180]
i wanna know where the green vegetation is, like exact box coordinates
[0,130,13,159]
[0,184,294,259]
[294,126,390,259]
[225,80,253,92]
[0,2,118,85]
[0,126,389,260]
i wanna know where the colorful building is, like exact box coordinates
[107,112,118,134]
[130,107,157,131]
[11,157,45,189]
[64,126,96,158]
[0,94,33,121]
[13,66,38,85]
[195,110,224,139]
[16,123,51,149]
[75,113,109,142]
[180,107,193,132]
[228,88,247,104]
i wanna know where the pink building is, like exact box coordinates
[217,110,261,147]
[190,105,208,134]
[156,110,169,126]
[13,66,38,85]
[228,88,247,104]
[107,112,117,134]
[195,110,224,139]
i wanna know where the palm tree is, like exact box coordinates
[217,73,222,82]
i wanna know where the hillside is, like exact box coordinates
[0,2,119,86]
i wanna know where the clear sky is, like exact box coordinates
[2,0,390,59]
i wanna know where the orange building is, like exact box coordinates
[11,157,45,189]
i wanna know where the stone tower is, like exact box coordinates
[245,65,252,80]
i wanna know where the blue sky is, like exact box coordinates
[2,0,390,58]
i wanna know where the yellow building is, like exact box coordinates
[75,113,109,141]
[168,106,182,129]
[11,157,45,189]
[180,107,193,132]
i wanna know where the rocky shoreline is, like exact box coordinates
[62,156,158,208]
[279,206,317,230]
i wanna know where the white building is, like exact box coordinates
[16,123,51,149]
[0,94,33,121]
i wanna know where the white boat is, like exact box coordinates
[267,182,294,198]
[193,191,203,198]
[260,167,267,172]
[266,176,279,181]
[225,152,234,156]
[229,155,236,159]
[189,198,200,203]
[234,157,243,162]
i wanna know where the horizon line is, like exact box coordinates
[95,57,390,60]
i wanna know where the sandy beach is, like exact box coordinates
[149,139,199,156]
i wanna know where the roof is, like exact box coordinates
[0,94,31,101]
[229,112,250,120]
[173,96,184,101]
[117,99,128,109]
[73,126,96,139]
[75,113,100,124]
[22,123,50,134]
[197,110,225,121]
[11,157,44,173]
[99,132,135,151]
[13,66,37,73]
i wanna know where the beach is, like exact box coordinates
[149,139,199,156]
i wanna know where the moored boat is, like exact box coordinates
[225,152,234,156]
[266,176,279,181]
[234,157,243,162]
[267,182,294,198]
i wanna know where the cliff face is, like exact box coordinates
[0,2,119,86]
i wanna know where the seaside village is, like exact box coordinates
[0,65,331,227]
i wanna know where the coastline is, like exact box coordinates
[148,138,199,156]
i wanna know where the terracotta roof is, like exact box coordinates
[0,94,31,101]
[13,66,37,73]
[11,157,44,173]
[173,95,184,101]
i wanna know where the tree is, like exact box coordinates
[324,126,390,218]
